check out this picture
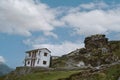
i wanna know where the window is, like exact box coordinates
[44,53,48,56]
[43,61,47,65]
[28,61,30,65]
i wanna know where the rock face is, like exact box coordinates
[51,34,119,68]
[84,34,109,51]
[82,34,118,66]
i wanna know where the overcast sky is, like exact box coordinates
[0,0,120,68]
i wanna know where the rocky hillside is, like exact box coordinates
[51,34,120,68]
[59,63,120,80]
[109,41,120,58]
[1,34,120,80]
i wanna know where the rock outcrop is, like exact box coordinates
[84,34,109,51]
[52,34,119,68]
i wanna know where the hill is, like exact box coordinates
[51,34,120,68]
[59,63,120,80]
[1,34,120,80]
[1,67,81,80]
[0,63,13,76]
[2,62,120,80]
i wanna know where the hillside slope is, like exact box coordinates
[1,34,120,80]
[59,63,120,80]
[2,63,120,80]
[2,69,80,80]
[109,41,120,59]
[51,34,120,68]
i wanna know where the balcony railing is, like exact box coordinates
[25,56,37,60]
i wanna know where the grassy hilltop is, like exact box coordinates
[0,64,120,80]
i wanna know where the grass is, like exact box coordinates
[1,64,120,80]
[92,64,120,80]
[15,71,80,80]
[90,64,120,80]
[22,64,120,80]
[67,64,120,80]
[105,64,120,80]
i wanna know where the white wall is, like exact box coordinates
[35,49,51,67]
[25,49,51,67]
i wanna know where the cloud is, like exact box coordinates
[62,3,120,36]
[23,2,120,56]
[0,0,63,37]
[23,36,84,56]
[23,36,48,46]
[43,31,58,39]
[1,1,120,56]
[33,41,84,56]
[0,56,5,63]
[1,1,120,38]
[79,2,108,10]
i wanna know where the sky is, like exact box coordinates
[0,0,120,68]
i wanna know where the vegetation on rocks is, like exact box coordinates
[60,64,120,80]
[2,63,120,80]
[109,41,120,59]
[52,34,119,68]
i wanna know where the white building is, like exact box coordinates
[24,48,51,67]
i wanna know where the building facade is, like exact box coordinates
[24,48,51,67]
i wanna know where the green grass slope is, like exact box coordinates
[61,64,120,80]
[3,70,80,80]
[2,63,120,80]
[109,41,120,59]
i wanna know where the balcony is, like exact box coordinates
[25,56,37,60]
